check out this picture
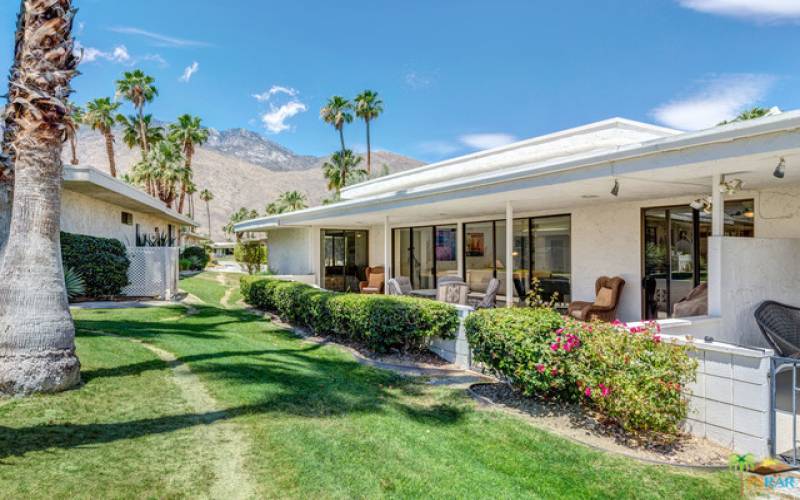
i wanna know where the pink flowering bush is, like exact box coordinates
[572,320,696,440]
[465,309,697,441]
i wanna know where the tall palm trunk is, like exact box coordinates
[338,127,346,155]
[0,0,80,395]
[206,201,212,240]
[365,118,371,176]
[137,107,148,159]
[177,150,191,214]
[102,128,117,177]
[69,134,78,165]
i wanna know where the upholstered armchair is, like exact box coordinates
[359,266,385,294]
[567,276,625,322]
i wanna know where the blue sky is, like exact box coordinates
[2,0,799,161]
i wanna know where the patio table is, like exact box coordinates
[409,288,437,298]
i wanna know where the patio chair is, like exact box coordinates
[386,276,413,296]
[567,276,625,322]
[673,283,708,317]
[359,266,385,294]
[436,282,469,305]
[437,275,466,286]
[474,278,500,309]
[755,301,800,358]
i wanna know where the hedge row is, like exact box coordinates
[61,231,130,297]
[241,277,459,352]
[465,308,697,441]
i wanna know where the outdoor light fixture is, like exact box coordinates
[743,208,754,218]
[719,178,744,195]
[774,157,786,179]
[610,179,620,197]
[690,196,712,213]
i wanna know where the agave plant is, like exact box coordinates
[64,267,86,301]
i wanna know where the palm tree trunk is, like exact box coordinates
[365,118,371,176]
[0,180,12,261]
[103,129,116,177]
[338,127,346,155]
[0,0,81,396]
[206,202,212,240]
[69,134,78,165]
[177,151,191,214]
[137,107,148,159]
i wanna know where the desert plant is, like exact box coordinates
[63,267,86,301]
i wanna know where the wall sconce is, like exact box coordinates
[774,157,786,179]
[719,178,743,195]
[690,196,712,213]
[610,179,620,197]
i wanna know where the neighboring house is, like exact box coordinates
[62,166,198,298]
[236,113,800,458]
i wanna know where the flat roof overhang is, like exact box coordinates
[64,166,198,227]
[235,112,800,231]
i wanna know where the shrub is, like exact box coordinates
[465,308,697,441]
[179,258,193,271]
[180,246,209,270]
[61,232,130,297]
[235,241,266,275]
[63,267,86,301]
[571,320,697,439]
[240,277,458,352]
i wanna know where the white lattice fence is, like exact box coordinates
[122,247,179,299]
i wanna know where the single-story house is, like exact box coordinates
[62,165,198,298]
[235,113,800,459]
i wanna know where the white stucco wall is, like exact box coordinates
[711,236,800,348]
[266,227,313,276]
[61,189,176,246]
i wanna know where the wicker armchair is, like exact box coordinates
[567,276,625,322]
[755,301,800,358]
[359,266,385,294]
[386,277,412,296]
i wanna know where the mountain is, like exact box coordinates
[66,126,424,242]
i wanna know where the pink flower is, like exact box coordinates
[550,343,560,351]
[556,328,564,334]
[584,387,592,397]
[598,383,610,397]
[653,335,661,344]
[551,368,558,376]
[536,364,546,373]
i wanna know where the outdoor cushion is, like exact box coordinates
[368,273,384,288]
[595,287,614,307]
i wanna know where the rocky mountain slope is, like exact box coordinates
[66,126,423,241]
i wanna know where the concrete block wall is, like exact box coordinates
[429,306,473,368]
[683,344,773,457]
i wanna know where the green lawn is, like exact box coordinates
[0,272,739,499]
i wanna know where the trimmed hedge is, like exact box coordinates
[61,231,130,297]
[466,309,697,441]
[241,277,459,352]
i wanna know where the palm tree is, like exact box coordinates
[200,188,214,239]
[185,182,197,219]
[66,101,83,165]
[354,90,383,175]
[322,149,366,196]
[279,190,307,212]
[718,107,771,126]
[0,0,81,394]
[115,69,158,158]
[116,114,164,151]
[265,201,284,215]
[168,114,208,214]
[320,96,353,155]
[84,97,121,177]
[146,139,186,208]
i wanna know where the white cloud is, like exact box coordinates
[459,133,517,150]
[75,42,130,64]
[651,74,776,130]
[252,85,298,102]
[678,0,800,22]
[141,54,168,67]
[179,61,199,82]
[405,71,433,89]
[259,101,308,133]
[109,26,210,47]
[418,140,460,156]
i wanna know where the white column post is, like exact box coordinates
[505,201,514,307]
[384,216,391,279]
[456,221,464,279]
[708,172,723,316]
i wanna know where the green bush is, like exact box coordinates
[61,232,130,297]
[179,258,193,271]
[235,241,266,275]
[240,277,458,352]
[465,309,697,441]
[180,246,209,270]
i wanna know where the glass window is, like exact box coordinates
[393,228,412,282]
[532,216,571,305]
[435,225,458,280]
[464,221,495,293]
[321,230,368,292]
[412,226,435,289]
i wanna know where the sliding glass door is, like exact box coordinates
[321,229,368,292]
[642,200,754,319]
[392,225,457,289]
